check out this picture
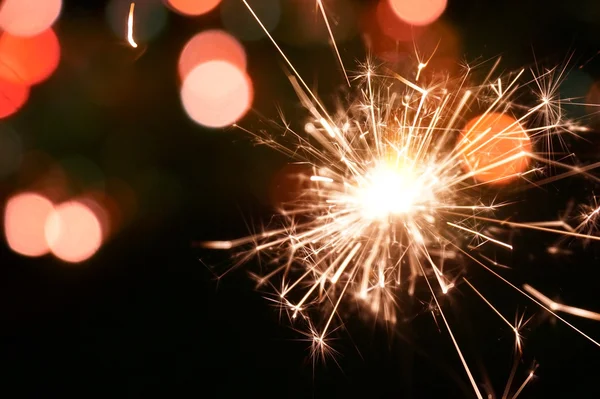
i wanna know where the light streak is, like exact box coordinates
[511,369,536,399]
[127,3,138,49]
[524,284,600,321]
[203,1,600,396]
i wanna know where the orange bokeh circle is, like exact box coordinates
[459,113,532,185]
[0,0,62,37]
[178,30,246,81]
[0,78,29,118]
[180,60,253,128]
[4,192,54,257]
[0,28,61,85]
[388,0,447,26]
[165,0,221,16]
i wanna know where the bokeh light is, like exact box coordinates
[45,201,103,263]
[0,0,62,37]
[376,0,424,42]
[178,30,246,81]
[4,192,54,257]
[0,28,61,85]
[165,0,221,16]
[0,77,29,118]
[180,60,253,128]
[459,113,532,185]
[388,0,447,26]
[220,0,281,42]
[106,0,167,43]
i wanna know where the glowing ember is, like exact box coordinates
[355,163,427,220]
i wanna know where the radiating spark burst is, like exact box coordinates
[202,2,600,398]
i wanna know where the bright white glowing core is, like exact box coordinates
[358,164,421,220]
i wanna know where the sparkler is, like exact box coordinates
[202,2,600,397]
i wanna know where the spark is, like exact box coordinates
[310,175,334,183]
[523,284,600,321]
[127,3,138,49]
[203,1,600,396]
[316,0,350,86]
[511,368,536,399]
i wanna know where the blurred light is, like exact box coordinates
[0,125,22,178]
[376,0,424,42]
[4,192,54,257]
[181,60,253,128]
[220,0,280,42]
[178,30,246,81]
[45,201,103,263]
[0,77,29,118]
[106,0,167,43]
[0,0,62,37]
[0,28,60,85]
[165,0,221,16]
[388,0,447,26]
[459,113,531,185]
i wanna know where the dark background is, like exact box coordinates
[2,0,600,397]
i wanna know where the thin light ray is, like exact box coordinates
[316,0,350,86]
[523,284,600,321]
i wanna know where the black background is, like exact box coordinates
[2,0,600,397]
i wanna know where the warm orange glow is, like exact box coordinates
[459,113,532,185]
[45,201,103,263]
[166,0,221,16]
[376,0,424,41]
[388,0,447,26]
[0,78,29,118]
[0,28,61,85]
[0,0,62,37]
[180,60,253,128]
[178,30,246,81]
[4,192,54,257]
